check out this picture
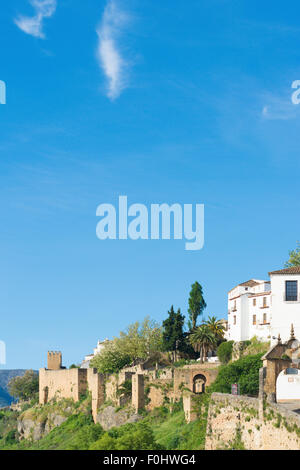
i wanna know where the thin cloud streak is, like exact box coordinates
[96,0,131,100]
[14,0,57,39]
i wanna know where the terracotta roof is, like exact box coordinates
[269,266,300,275]
[228,279,261,293]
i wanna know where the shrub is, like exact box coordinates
[90,422,162,450]
[217,341,234,364]
[210,353,263,396]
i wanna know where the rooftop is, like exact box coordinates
[269,266,300,275]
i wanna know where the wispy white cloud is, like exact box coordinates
[96,0,131,100]
[14,0,57,39]
[261,92,299,121]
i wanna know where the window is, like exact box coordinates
[263,313,267,324]
[233,315,236,325]
[253,298,256,306]
[285,281,298,301]
[263,297,267,307]
[253,315,256,325]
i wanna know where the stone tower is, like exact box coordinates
[47,351,62,370]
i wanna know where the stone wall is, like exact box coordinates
[39,368,88,404]
[145,379,173,411]
[205,392,300,450]
[39,368,106,423]
[173,364,218,398]
[86,368,105,422]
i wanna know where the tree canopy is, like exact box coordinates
[189,325,216,363]
[90,317,163,374]
[7,370,39,402]
[188,282,206,330]
[162,306,185,353]
[285,241,300,267]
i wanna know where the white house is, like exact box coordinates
[269,266,300,345]
[226,267,300,344]
[80,339,110,369]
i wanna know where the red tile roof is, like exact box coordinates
[269,266,300,275]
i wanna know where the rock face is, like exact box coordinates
[17,412,69,441]
[96,406,142,431]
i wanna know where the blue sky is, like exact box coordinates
[1,0,300,369]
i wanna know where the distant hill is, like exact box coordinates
[0,370,27,407]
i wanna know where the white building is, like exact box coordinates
[80,339,110,369]
[226,267,300,344]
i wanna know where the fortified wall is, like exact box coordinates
[39,352,218,423]
[205,392,300,450]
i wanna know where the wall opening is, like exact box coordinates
[193,374,206,394]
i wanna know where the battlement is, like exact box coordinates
[47,351,62,370]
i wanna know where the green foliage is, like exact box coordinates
[90,422,162,450]
[152,394,210,450]
[217,341,234,364]
[210,353,264,396]
[7,370,39,401]
[0,410,19,448]
[0,390,211,451]
[162,306,185,354]
[116,379,132,398]
[91,317,163,374]
[241,337,270,357]
[285,241,300,267]
[189,325,217,362]
[188,282,206,330]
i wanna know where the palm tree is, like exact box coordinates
[204,316,225,343]
[189,325,217,363]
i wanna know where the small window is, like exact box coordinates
[233,315,236,325]
[253,315,256,325]
[263,313,267,324]
[263,297,267,307]
[286,281,298,301]
[253,298,256,306]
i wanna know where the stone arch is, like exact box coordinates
[193,374,207,394]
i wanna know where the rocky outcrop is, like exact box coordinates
[96,406,142,431]
[17,412,68,441]
[17,402,76,441]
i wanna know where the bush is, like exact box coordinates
[210,353,263,396]
[7,370,39,402]
[217,341,234,364]
[90,422,162,450]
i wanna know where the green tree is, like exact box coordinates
[188,282,206,330]
[285,241,300,267]
[7,370,39,402]
[217,340,234,364]
[210,353,263,396]
[204,316,225,344]
[90,317,163,374]
[162,306,185,360]
[189,325,216,363]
